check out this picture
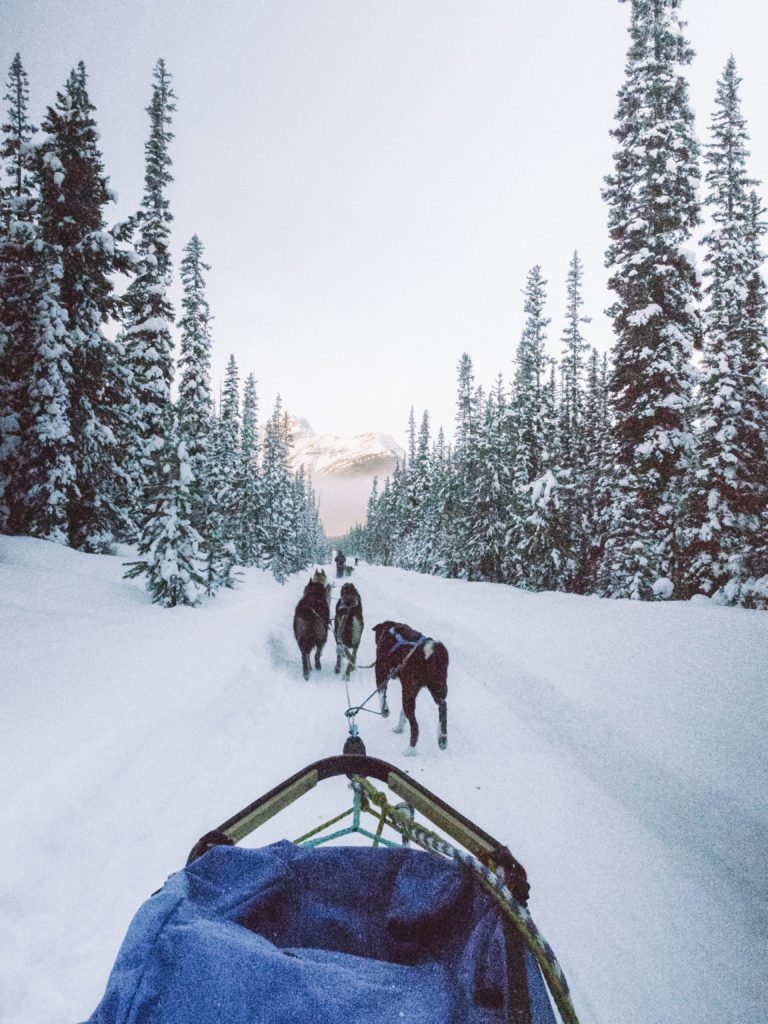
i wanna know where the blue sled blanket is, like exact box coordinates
[86,841,555,1024]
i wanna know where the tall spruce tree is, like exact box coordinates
[507,267,550,585]
[21,259,76,543]
[465,382,509,582]
[202,354,241,590]
[557,252,592,590]
[237,371,262,565]
[601,0,700,599]
[740,191,768,604]
[124,413,206,607]
[0,54,38,530]
[260,396,294,582]
[176,234,213,523]
[559,251,590,466]
[37,63,134,550]
[123,59,176,499]
[582,348,614,592]
[742,191,768,488]
[453,354,482,577]
[513,266,550,487]
[521,360,572,591]
[685,57,765,600]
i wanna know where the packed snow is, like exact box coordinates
[1,535,767,1024]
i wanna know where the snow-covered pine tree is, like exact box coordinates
[684,57,765,601]
[363,476,380,563]
[410,409,435,571]
[286,465,325,573]
[451,353,483,577]
[37,62,134,551]
[0,54,38,530]
[384,457,410,567]
[557,252,592,591]
[465,380,510,582]
[398,408,432,570]
[201,353,241,590]
[739,190,768,606]
[124,412,206,607]
[559,251,590,469]
[601,0,700,600]
[508,267,551,587]
[176,233,214,537]
[237,371,262,565]
[260,395,294,583]
[582,348,614,593]
[122,59,176,502]
[371,475,396,567]
[434,430,462,577]
[20,249,77,543]
[521,360,573,591]
[513,266,550,487]
[406,405,416,470]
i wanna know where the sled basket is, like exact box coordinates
[86,755,578,1024]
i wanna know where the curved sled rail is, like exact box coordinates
[187,754,530,905]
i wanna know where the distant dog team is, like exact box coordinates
[291,563,449,751]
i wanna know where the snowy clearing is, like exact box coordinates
[1,536,767,1024]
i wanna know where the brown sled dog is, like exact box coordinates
[293,579,330,680]
[372,621,448,751]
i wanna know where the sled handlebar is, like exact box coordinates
[187,754,529,905]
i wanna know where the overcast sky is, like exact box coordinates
[5,0,768,447]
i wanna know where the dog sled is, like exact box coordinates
[86,751,580,1024]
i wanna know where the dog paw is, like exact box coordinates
[438,736,447,750]
[381,707,390,719]
[404,746,418,757]
[392,723,404,734]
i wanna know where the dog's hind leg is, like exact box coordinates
[393,710,407,734]
[402,692,419,750]
[375,661,390,717]
[315,639,325,671]
[301,650,310,680]
[437,699,447,749]
[334,644,342,674]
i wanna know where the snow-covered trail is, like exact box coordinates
[349,566,768,1024]
[1,538,766,1024]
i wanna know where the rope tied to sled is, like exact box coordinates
[350,777,581,1024]
[344,679,388,719]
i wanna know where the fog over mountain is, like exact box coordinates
[286,418,405,536]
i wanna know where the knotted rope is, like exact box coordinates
[351,777,580,1024]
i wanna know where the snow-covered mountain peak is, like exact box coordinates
[259,415,404,532]
[290,428,404,477]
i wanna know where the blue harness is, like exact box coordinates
[388,627,429,654]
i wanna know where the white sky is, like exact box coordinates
[5,0,768,447]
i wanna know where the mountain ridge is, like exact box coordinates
[271,416,405,533]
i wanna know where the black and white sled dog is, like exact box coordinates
[373,621,449,752]
[334,583,364,681]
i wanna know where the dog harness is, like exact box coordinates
[387,627,430,654]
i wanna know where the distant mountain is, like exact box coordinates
[280,417,404,535]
